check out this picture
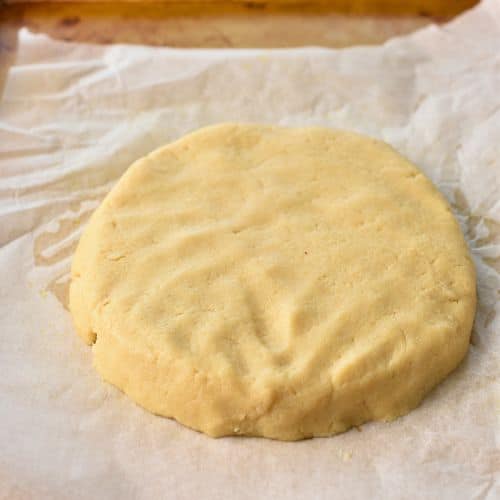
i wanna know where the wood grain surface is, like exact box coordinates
[1,1,478,48]
[2,0,479,17]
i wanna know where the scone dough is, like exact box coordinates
[70,124,476,440]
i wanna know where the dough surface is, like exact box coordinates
[70,124,476,440]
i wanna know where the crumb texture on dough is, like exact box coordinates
[69,124,476,441]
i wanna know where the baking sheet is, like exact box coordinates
[0,1,499,498]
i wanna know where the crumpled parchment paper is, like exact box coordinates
[0,1,499,499]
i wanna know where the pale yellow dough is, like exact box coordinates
[70,124,476,440]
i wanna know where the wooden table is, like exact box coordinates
[1,1,478,48]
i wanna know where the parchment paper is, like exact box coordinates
[1,2,499,499]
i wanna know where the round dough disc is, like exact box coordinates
[70,124,476,440]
